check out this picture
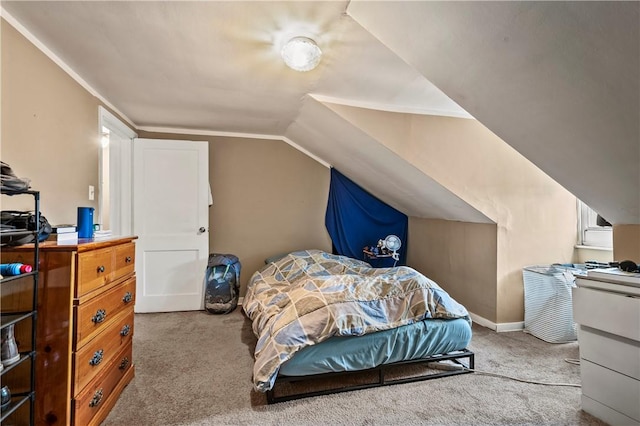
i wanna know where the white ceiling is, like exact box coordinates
[3,1,638,224]
[1,1,469,135]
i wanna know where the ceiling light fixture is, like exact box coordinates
[281,36,322,72]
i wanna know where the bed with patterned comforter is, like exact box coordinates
[243,249,471,392]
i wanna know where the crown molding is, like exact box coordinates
[136,126,331,168]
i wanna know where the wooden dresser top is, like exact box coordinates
[6,235,138,253]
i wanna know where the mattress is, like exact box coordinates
[279,317,472,377]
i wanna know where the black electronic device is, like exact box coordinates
[618,260,639,273]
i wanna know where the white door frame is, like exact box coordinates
[98,106,137,235]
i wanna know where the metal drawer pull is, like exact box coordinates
[89,349,104,366]
[119,357,130,370]
[97,265,105,273]
[89,388,103,408]
[122,292,133,304]
[120,324,131,337]
[91,309,107,324]
[125,256,132,263]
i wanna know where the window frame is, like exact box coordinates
[577,200,612,249]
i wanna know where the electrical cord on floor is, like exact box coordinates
[427,361,581,388]
[564,358,580,366]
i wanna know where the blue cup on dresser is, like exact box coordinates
[77,207,95,238]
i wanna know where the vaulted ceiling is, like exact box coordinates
[3,1,638,224]
[349,1,639,225]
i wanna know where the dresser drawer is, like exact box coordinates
[114,243,136,282]
[573,286,640,342]
[73,308,134,395]
[578,326,640,380]
[77,246,115,297]
[581,359,640,422]
[73,341,134,426]
[75,277,136,347]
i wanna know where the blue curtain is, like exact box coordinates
[325,168,408,267]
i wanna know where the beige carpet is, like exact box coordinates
[103,310,606,426]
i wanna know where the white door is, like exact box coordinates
[133,138,209,313]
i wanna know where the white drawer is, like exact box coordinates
[573,286,640,342]
[582,395,640,426]
[581,359,640,422]
[578,326,640,380]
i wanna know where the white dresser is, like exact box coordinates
[573,270,640,426]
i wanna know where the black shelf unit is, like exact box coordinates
[1,190,39,426]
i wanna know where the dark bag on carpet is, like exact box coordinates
[204,254,241,314]
[1,210,52,246]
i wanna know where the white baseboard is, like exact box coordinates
[495,321,525,333]
[238,296,244,306]
[469,312,524,332]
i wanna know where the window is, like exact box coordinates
[577,200,612,249]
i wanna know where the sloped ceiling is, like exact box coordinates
[2,1,637,224]
[287,97,491,223]
[348,1,640,225]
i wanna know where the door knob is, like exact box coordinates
[199,227,206,233]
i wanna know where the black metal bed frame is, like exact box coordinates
[266,348,475,404]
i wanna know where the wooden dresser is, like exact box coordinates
[2,236,137,425]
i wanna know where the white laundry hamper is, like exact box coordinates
[522,265,585,343]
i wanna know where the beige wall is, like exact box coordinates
[405,116,578,323]
[326,104,578,324]
[613,224,640,262]
[1,20,103,222]
[137,131,332,293]
[208,136,331,291]
[408,218,497,321]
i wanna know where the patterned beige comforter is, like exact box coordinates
[243,250,470,392]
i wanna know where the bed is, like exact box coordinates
[243,249,474,403]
